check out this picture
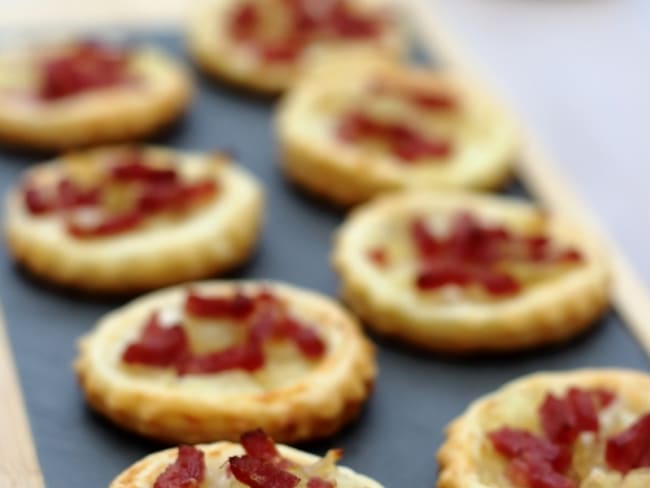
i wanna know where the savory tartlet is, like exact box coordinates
[277,54,517,205]
[76,281,376,444]
[0,40,191,150]
[4,146,263,293]
[333,192,610,353]
[438,369,650,488]
[187,0,403,93]
[111,429,382,488]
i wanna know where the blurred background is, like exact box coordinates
[0,0,648,282]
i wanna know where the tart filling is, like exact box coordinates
[226,0,391,65]
[486,387,650,488]
[365,211,584,301]
[122,288,326,378]
[21,148,218,239]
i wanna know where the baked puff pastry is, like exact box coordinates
[4,146,263,294]
[277,55,517,205]
[75,281,376,444]
[438,369,650,488]
[0,40,191,150]
[333,192,610,353]
[110,429,382,488]
[186,0,403,93]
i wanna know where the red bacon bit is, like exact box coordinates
[371,80,457,112]
[176,341,264,376]
[137,180,217,214]
[23,178,100,215]
[410,213,583,297]
[110,159,178,183]
[122,313,190,367]
[337,112,451,162]
[154,445,205,488]
[307,478,335,488]
[229,455,300,488]
[66,210,143,238]
[241,429,285,464]
[539,388,601,445]
[489,428,571,474]
[39,42,131,100]
[230,3,259,41]
[507,456,575,488]
[23,183,56,214]
[605,413,650,474]
[228,0,385,63]
[278,317,327,358]
[185,290,255,320]
[367,247,388,266]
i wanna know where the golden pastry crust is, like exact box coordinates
[4,146,263,294]
[333,191,610,353]
[111,441,383,488]
[186,0,403,94]
[75,281,376,444]
[277,55,517,206]
[0,42,191,150]
[437,369,650,488]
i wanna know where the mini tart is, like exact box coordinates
[277,55,517,206]
[110,432,383,487]
[438,369,650,488]
[186,0,403,93]
[0,40,191,150]
[333,192,610,353]
[4,146,263,294]
[75,281,376,444]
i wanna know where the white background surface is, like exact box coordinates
[1,0,648,282]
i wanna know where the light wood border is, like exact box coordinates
[1,1,649,486]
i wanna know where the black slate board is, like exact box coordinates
[0,32,648,488]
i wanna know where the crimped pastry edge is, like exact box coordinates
[185,0,404,94]
[436,369,650,488]
[332,191,611,353]
[3,146,264,294]
[110,441,384,487]
[75,280,377,444]
[0,46,192,150]
[277,55,517,206]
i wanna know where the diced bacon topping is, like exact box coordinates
[122,290,326,375]
[241,429,286,465]
[489,387,618,488]
[185,290,255,319]
[307,478,335,488]
[337,112,451,162]
[230,456,300,488]
[39,42,132,100]
[153,445,205,488]
[122,313,189,367]
[367,247,388,266]
[539,388,600,445]
[394,213,584,297]
[228,0,386,63]
[605,413,650,474]
[371,80,457,112]
[22,151,218,238]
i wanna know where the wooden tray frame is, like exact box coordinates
[2,1,649,485]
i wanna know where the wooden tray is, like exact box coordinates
[2,5,650,487]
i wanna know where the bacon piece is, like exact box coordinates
[411,92,456,111]
[66,209,143,238]
[229,455,300,488]
[137,180,217,214]
[325,1,382,38]
[122,313,190,367]
[23,183,56,214]
[110,160,178,183]
[489,428,571,474]
[154,445,205,488]
[241,429,285,464]
[367,247,388,266]
[176,340,264,375]
[507,454,575,488]
[337,112,451,162]
[185,290,255,320]
[230,2,259,41]
[39,42,131,100]
[23,178,100,215]
[539,388,600,445]
[605,413,650,474]
[278,317,326,358]
[307,478,335,488]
